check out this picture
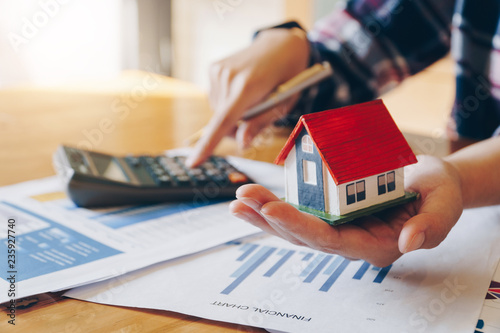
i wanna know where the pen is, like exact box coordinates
[185,61,333,145]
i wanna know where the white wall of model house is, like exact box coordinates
[333,168,405,215]
[284,148,406,216]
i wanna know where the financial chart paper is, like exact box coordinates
[66,205,500,333]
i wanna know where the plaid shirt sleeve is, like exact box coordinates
[451,0,500,140]
[282,0,456,126]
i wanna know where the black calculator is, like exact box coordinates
[53,145,253,208]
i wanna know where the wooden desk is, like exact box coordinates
[0,62,462,332]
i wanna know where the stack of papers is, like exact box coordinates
[0,157,283,302]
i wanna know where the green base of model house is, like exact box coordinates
[288,192,419,226]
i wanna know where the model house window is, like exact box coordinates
[346,184,355,205]
[387,171,395,192]
[378,172,396,195]
[378,175,386,195]
[302,160,317,185]
[302,135,313,153]
[356,181,366,201]
[346,181,366,205]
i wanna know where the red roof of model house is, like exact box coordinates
[274,99,418,185]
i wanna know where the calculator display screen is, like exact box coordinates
[89,153,128,182]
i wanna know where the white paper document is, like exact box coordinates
[66,205,500,333]
[476,261,500,333]
[0,157,283,302]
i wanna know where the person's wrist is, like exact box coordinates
[441,157,466,208]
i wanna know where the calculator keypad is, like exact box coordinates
[126,155,249,188]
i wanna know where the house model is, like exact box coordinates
[274,99,418,225]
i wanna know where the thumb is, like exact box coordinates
[398,212,455,254]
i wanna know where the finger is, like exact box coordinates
[398,211,460,254]
[236,184,402,266]
[398,191,462,253]
[235,184,281,202]
[229,200,282,238]
[397,155,464,253]
[208,81,218,113]
[237,184,348,254]
[208,61,234,113]
[187,73,265,167]
[226,125,238,139]
[260,200,348,254]
[235,184,307,246]
[236,95,299,149]
[260,202,403,266]
[187,71,249,167]
[208,62,222,110]
[230,198,306,246]
[186,108,240,167]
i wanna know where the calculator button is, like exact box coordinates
[189,168,203,176]
[176,175,190,182]
[171,170,188,179]
[194,174,208,181]
[144,157,156,165]
[150,163,164,173]
[202,162,216,170]
[210,175,229,185]
[175,156,187,164]
[129,154,251,190]
[70,151,85,164]
[153,168,166,176]
[126,156,141,167]
[205,169,218,177]
[185,170,207,184]
[158,157,176,168]
[213,157,231,168]
[171,165,184,173]
[156,174,172,186]
[78,164,89,174]
[228,172,248,184]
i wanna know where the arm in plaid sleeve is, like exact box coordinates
[286,0,456,123]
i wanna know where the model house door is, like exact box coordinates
[296,131,325,212]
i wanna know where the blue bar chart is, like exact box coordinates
[0,201,123,281]
[221,242,392,295]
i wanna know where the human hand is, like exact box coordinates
[229,155,464,267]
[185,28,310,167]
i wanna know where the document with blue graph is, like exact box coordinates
[0,157,281,302]
[66,205,500,333]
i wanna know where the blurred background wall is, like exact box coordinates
[0,0,340,90]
